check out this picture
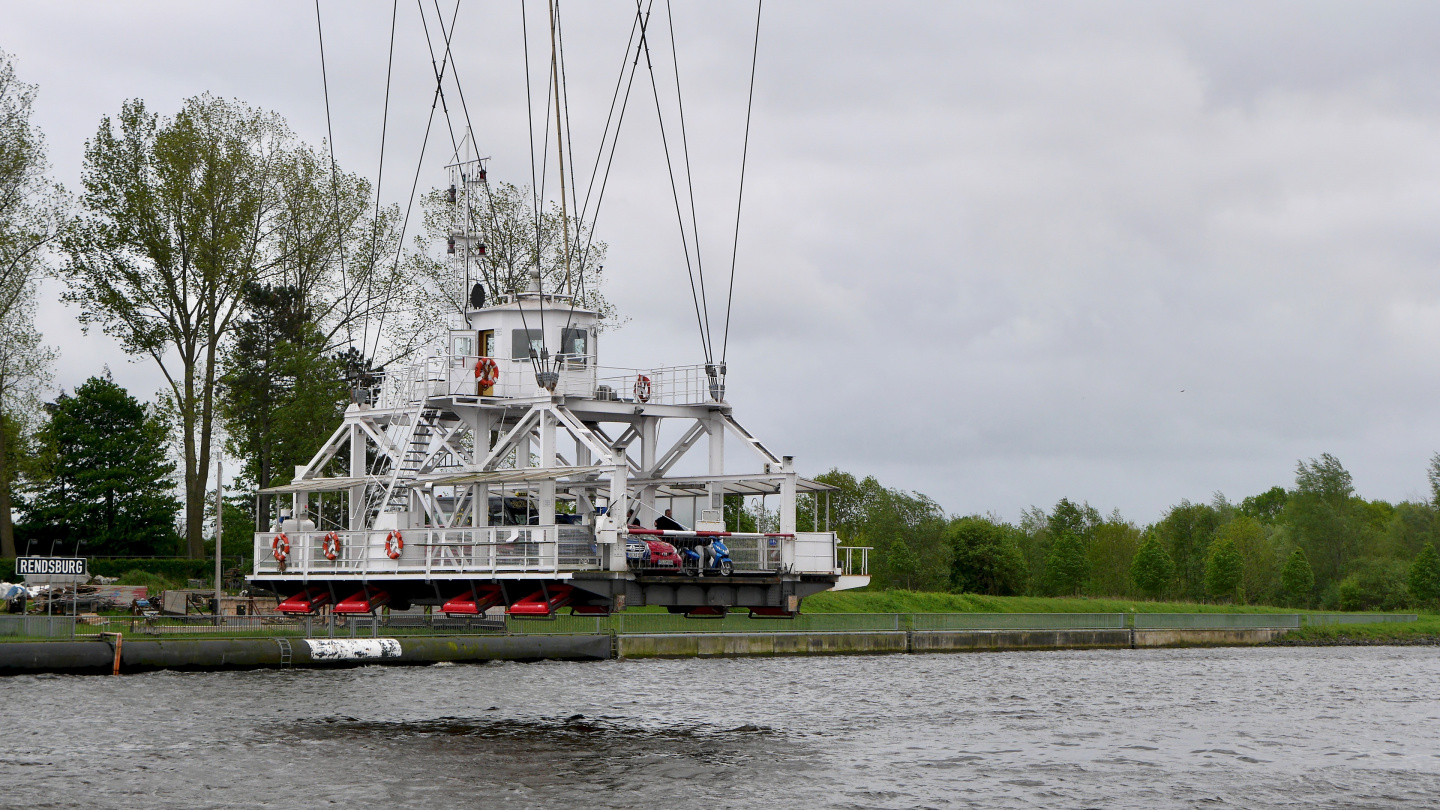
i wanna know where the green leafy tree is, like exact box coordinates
[1204,537,1245,602]
[62,96,296,558]
[25,375,179,556]
[1408,542,1440,606]
[1087,515,1142,597]
[1287,453,1372,589]
[1130,533,1174,599]
[1239,486,1289,524]
[1216,516,1279,605]
[0,50,63,557]
[883,536,921,591]
[1337,559,1410,611]
[1042,531,1089,596]
[945,516,1026,596]
[813,469,949,590]
[1279,547,1315,608]
[1155,500,1224,600]
[219,283,348,525]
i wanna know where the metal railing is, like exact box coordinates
[363,355,722,408]
[1133,613,1303,629]
[596,363,718,406]
[253,526,603,577]
[913,613,1127,631]
[0,615,77,638]
[838,546,871,576]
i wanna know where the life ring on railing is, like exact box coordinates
[322,531,342,561]
[474,356,499,389]
[634,374,651,403]
[385,530,404,560]
[271,532,290,562]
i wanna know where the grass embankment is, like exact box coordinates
[802,589,1408,615]
[1280,615,1440,644]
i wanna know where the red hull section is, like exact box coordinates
[508,584,574,617]
[333,588,391,614]
[276,587,332,614]
[441,584,504,616]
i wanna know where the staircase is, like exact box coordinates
[381,407,442,514]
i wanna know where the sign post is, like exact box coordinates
[16,558,88,617]
[215,460,223,625]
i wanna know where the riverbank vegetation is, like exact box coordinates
[773,453,1440,613]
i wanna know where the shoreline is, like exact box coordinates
[3,625,1434,675]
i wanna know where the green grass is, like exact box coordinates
[802,589,1415,615]
[1282,615,1440,642]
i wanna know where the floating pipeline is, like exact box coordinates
[0,635,610,676]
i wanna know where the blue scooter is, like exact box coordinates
[681,537,734,577]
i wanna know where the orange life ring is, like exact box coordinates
[272,532,290,562]
[385,530,404,560]
[634,374,651,403]
[322,531,342,561]
[474,356,499,388]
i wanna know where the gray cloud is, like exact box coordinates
[6,1,1440,520]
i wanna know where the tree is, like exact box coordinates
[1042,531,1089,596]
[1409,542,1440,606]
[945,516,1026,596]
[1240,486,1288,524]
[1154,500,1224,601]
[813,468,949,590]
[1204,537,1244,602]
[1280,547,1315,608]
[65,95,311,557]
[1087,515,1142,597]
[1130,533,1174,599]
[26,375,179,556]
[883,536,921,591]
[1217,516,1279,605]
[397,180,618,359]
[0,50,63,557]
[1287,454,1371,589]
[219,282,349,523]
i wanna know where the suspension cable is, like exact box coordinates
[721,0,762,363]
[314,0,350,339]
[641,7,712,365]
[361,0,399,358]
[367,4,458,362]
[664,0,714,358]
[430,0,515,301]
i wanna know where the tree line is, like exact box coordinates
[800,453,1440,610]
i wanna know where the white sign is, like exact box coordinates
[17,557,88,584]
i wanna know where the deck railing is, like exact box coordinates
[253,526,602,577]
[361,355,721,408]
[252,528,841,577]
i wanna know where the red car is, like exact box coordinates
[627,537,684,571]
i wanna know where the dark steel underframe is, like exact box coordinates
[250,572,838,612]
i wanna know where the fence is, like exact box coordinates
[3,611,1420,641]
[913,613,1127,631]
[0,616,76,638]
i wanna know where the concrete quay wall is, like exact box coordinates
[0,626,1298,674]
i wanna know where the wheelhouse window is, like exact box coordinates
[452,335,474,357]
[511,329,545,360]
[560,327,589,366]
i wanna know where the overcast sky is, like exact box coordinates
[6,1,1440,523]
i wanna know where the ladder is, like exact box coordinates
[381,407,441,514]
[275,637,292,669]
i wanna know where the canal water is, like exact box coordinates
[5,645,1439,808]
